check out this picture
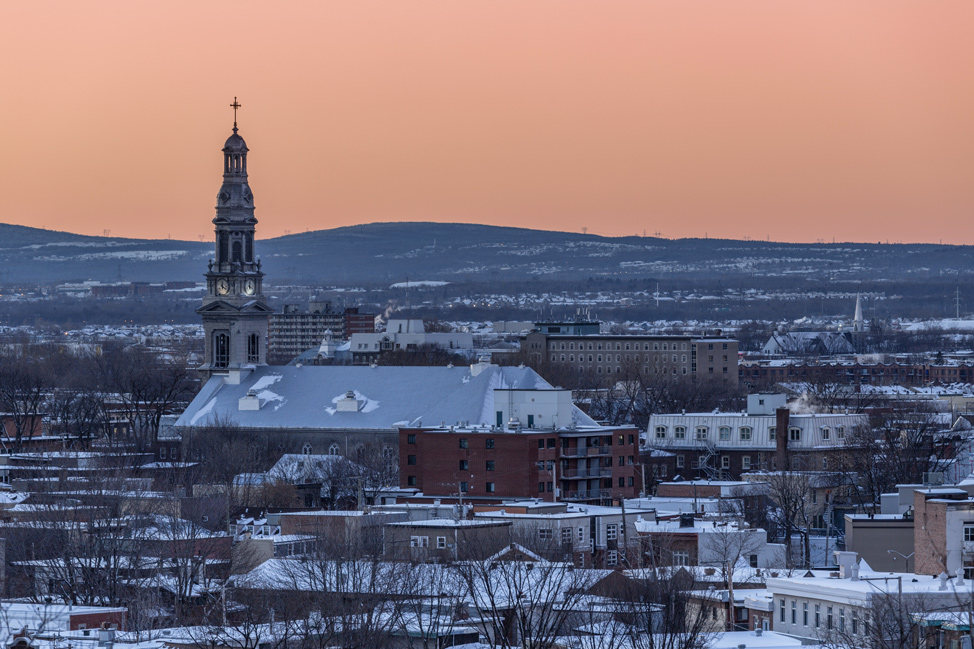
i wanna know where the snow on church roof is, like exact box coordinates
[174,364,597,431]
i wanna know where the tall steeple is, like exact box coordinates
[853,293,864,333]
[197,99,272,378]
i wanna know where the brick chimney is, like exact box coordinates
[776,407,789,470]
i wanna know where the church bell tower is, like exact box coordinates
[197,99,272,378]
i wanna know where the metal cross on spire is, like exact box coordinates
[230,97,241,131]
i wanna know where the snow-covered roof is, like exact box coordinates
[174,364,596,431]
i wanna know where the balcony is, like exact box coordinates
[561,446,612,458]
[563,467,613,479]
[562,489,611,501]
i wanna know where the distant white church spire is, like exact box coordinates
[853,293,864,333]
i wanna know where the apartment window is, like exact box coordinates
[437,536,446,549]
[779,599,786,623]
[673,550,689,566]
[548,438,556,448]
[160,447,167,459]
[485,460,495,471]
[740,427,752,441]
[803,602,808,626]
[839,608,845,632]
[407,434,416,444]
[791,601,796,624]
[836,426,845,440]
[618,477,625,487]
[562,528,572,544]
[695,427,708,440]
[749,554,758,568]
[548,482,554,492]
[827,607,833,629]
[459,481,468,492]
[674,426,686,440]
[606,550,618,566]
[407,455,416,465]
[965,525,974,542]
[485,438,494,449]
[459,438,468,449]
[410,536,429,548]
[628,476,634,486]
[822,427,831,441]
[606,524,618,541]
[538,439,545,449]
[578,527,585,542]
[815,604,820,627]
[676,455,685,468]
[618,456,625,466]
[742,456,751,470]
[852,611,859,635]
[768,426,776,442]
[789,427,801,442]
[486,482,495,493]
[539,482,545,493]
[721,456,730,469]
[539,528,552,540]
[459,460,468,470]
[718,426,731,441]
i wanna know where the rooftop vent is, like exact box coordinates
[239,389,262,411]
[336,391,360,412]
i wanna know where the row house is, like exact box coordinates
[645,394,868,480]
[741,359,974,387]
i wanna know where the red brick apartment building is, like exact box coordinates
[400,425,642,505]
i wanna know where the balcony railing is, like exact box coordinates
[563,467,613,479]
[561,446,612,458]
[562,489,612,501]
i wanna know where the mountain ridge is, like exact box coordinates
[0,221,967,285]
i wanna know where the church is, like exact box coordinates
[196,100,273,378]
[173,105,599,469]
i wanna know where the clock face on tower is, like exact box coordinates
[244,278,256,295]
[216,278,230,295]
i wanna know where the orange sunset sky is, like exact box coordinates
[2,1,973,244]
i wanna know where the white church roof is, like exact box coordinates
[174,364,596,431]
